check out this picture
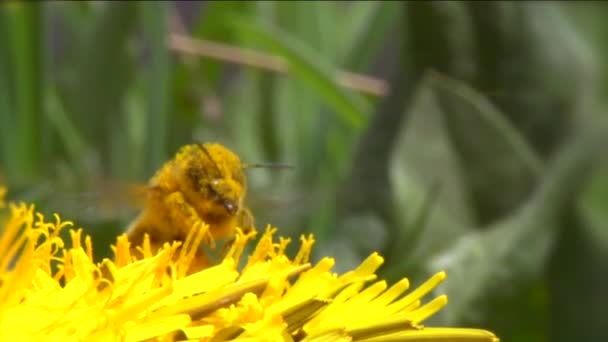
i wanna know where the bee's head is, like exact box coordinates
[172,142,290,218]
[183,143,246,216]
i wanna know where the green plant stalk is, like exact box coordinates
[63,2,137,176]
[0,41,16,180]
[142,1,170,173]
[5,3,43,183]
[45,88,88,176]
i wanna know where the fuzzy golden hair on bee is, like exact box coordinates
[123,142,292,274]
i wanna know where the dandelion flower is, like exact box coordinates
[0,190,499,342]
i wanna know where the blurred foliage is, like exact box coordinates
[1,1,608,341]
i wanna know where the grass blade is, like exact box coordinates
[141,1,170,172]
[229,16,369,130]
[2,2,44,183]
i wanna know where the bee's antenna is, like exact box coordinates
[198,143,223,174]
[242,163,294,170]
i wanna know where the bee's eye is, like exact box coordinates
[223,200,237,214]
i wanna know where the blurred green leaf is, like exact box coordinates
[228,16,369,130]
[380,178,443,283]
[1,2,44,183]
[141,1,170,173]
[193,1,254,39]
[428,121,607,327]
[59,1,137,176]
[45,88,89,174]
[275,1,338,61]
[123,80,146,181]
[546,208,608,342]
[0,45,17,179]
[341,1,400,71]
[53,1,94,48]
[429,71,543,224]
[255,72,280,162]
[192,1,255,91]
[265,2,341,185]
[311,1,339,62]
[335,1,379,62]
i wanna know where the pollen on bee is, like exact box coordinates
[124,143,254,274]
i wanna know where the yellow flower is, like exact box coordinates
[0,193,499,342]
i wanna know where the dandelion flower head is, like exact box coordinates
[0,186,499,342]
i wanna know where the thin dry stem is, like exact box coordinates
[167,33,389,97]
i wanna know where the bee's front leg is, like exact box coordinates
[219,207,256,258]
[164,191,213,272]
[164,191,216,248]
[238,207,256,235]
[164,191,203,239]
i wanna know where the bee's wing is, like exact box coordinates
[244,184,316,228]
[22,179,152,223]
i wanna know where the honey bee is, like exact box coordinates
[31,142,290,273]
[125,143,258,271]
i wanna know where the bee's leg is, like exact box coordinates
[164,191,204,239]
[164,191,213,272]
[239,207,256,235]
[220,207,256,258]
